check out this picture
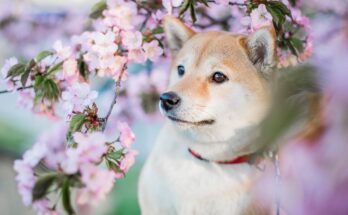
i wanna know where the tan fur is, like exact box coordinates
[139,16,277,215]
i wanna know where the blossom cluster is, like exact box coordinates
[254,1,348,214]
[0,0,315,214]
[14,123,136,214]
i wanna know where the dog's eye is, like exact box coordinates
[177,65,185,77]
[212,72,228,83]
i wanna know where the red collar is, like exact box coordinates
[188,148,250,165]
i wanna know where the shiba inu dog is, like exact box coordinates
[139,16,277,215]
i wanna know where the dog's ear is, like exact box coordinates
[163,16,195,55]
[241,27,277,74]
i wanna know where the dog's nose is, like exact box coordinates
[160,92,181,111]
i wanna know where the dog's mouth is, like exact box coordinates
[167,115,215,126]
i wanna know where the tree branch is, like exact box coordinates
[0,85,33,94]
[101,68,126,131]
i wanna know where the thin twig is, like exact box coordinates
[0,85,33,94]
[101,68,126,131]
[207,0,247,6]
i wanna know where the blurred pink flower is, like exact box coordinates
[33,199,58,215]
[74,132,108,163]
[14,160,36,206]
[143,40,164,62]
[78,164,116,205]
[103,0,139,30]
[250,4,273,30]
[122,31,143,49]
[1,57,18,79]
[61,82,98,114]
[162,0,183,14]
[120,149,138,172]
[63,58,78,77]
[53,40,72,60]
[128,49,147,64]
[117,122,135,148]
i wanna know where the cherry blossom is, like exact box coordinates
[53,40,72,60]
[117,121,136,148]
[120,149,138,172]
[61,82,98,114]
[122,31,143,49]
[143,40,164,62]
[250,4,273,30]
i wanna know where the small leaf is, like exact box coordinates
[179,0,191,16]
[267,1,291,17]
[6,63,25,78]
[32,173,58,201]
[89,0,107,19]
[21,70,30,86]
[288,37,304,56]
[46,62,63,77]
[151,27,164,35]
[78,57,89,80]
[189,2,197,23]
[62,178,75,215]
[21,60,36,86]
[67,113,86,140]
[35,51,53,62]
[108,149,124,160]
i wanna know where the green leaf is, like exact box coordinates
[108,149,124,160]
[6,63,25,78]
[179,0,191,17]
[46,62,63,77]
[89,0,107,19]
[34,75,45,88]
[289,0,297,6]
[189,2,197,23]
[78,57,89,80]
[267,1,291,17]
[21,60,36,86]
[198,0,209,7]
[151,27,164,35]
[62,178,75,215]
[44,79,60,100]
[32,173,58,201]
[67,113,86,140]
[288,37,304,56]
[35,51,53,62]
[266,5,286,31]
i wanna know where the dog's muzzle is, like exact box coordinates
[160,91,181,111]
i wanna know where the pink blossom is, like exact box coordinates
[117,122,135,148]
[63,58,78,77]
[53,40,72,60]
[1,57,18,79]
[90,31,118,57]
[97,55,127,79]
[77,164,116,205]
[162,0,184,14]
[1,57,18,91]
[103,0,139,30]
[33,199,58,215]
[14,160,36,206]
[128,49,146,63]
[17,89,35,109]
[120,149,138,172]
[143,40,163,62]
[61,82,98,114]
[122,31,143,49]
[250,4,273,30]
[74,132,108,164]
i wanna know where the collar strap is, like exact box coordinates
[188,148,250,165]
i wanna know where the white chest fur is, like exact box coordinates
[139,123,264,215]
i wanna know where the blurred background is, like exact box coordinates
[0,0,163,214]
[1,0,348,214]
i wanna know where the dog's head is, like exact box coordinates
[160,16,276,142]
